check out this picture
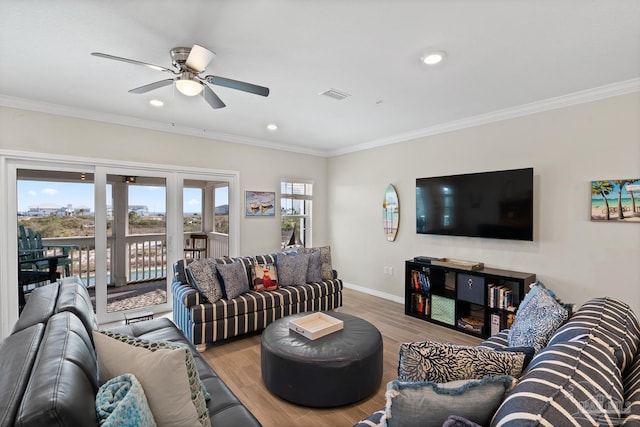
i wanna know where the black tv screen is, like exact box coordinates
[416,168,533,241]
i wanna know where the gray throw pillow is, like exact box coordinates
[299,246,333,280]
[385,376,514,427]
[306,250,322,283]
[276,253,310,286]
[216,260,250,299]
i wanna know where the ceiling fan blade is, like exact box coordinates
[203,85,226,109]
[128,79,174,94]
[185,44,215,73]
[205,75,270,97]
[91,52,175,73]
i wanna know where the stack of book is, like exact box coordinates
[487,284,516,310]
[411,270,431,292]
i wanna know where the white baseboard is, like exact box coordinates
[342,282,404,304]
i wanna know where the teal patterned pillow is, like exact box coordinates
[216,260,250,299]
[93,330,210,427]
[508,288,568,351]
[276,253,310,286]
[385,376,514,427]
[95,373,156,427]
[398,340,524,383]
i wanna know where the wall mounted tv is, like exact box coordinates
[416,167,534,241]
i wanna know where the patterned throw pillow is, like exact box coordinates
[216,260,250,299]
[385,376,514,427]
[92,330,210,427]
[185,259,224,303]
[397,340,525,383]
[299,246,333,280]
[276,253,310,286]
[508,288,568,352]
[253,262,278,289]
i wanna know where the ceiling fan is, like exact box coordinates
[91,44,269,109]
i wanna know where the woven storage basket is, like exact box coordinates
[431,295,455,325]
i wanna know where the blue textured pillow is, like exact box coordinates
[385,376,514,427]
[216,260,250,299]
[508,289,568,351]
[276,253,310,286]
[306,250,322,283]
[95,373,156,427]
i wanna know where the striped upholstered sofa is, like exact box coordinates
[356,296,640,427]
[172,251,343,348]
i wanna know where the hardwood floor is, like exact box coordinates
[201,287,483,427]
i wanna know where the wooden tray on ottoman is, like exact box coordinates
[288,313,344,340]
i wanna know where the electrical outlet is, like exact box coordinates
[388,267,393,276]
[383,266,388,274]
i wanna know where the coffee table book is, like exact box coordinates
[288,313,344,340]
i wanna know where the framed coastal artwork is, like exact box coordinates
[591,179,640,222]
[246,191,276,216]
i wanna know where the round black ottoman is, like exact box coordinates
[260,311,383,407]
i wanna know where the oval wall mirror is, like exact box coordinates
[383,184,400,241]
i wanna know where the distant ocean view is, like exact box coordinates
[591,197,636,210]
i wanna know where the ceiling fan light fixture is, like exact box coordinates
[267,123,278,131]
[421,50,447,65]
[176,74,203,96]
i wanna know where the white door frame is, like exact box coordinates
[0,149,239,336]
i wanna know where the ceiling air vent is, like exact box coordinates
[319,88,351,101]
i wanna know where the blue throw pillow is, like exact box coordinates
[276,253,310,286]
[385,376,514,427]
[216,260,250,299]
[508,289,568,351]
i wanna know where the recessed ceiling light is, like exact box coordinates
[267,123,278,131]
[421,51,447,65]
[149,99,164,107]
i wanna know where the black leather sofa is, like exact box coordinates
[0,281,261,426]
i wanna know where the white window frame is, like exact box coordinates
[280,180,313,248]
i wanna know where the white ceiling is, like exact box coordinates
[1,1,639,157]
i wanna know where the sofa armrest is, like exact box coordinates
[171,280,204,308]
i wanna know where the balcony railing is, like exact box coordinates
[42,232,229,287]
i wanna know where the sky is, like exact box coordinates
[17,181,228,214]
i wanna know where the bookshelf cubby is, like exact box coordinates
[405,258,536,338]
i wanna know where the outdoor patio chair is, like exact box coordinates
[18,225,74,276]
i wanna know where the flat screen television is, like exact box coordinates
[416,167,533,241]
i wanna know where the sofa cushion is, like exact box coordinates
[190,280,343,323]
[93,330,210,427]
[508,287,568,352]
[217,260,251,299]
[276,252,310,286]
[385,376,514,427]
[397,340,525,383]
[55,280,98,338]
[11,282,59,333]
[548,297,640,374]
[492,335,626,426]
[0,323,45,426]
[16,312,98,427]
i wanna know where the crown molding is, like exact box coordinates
[2,77,638,159]
[0,95,327,158]
[328,78,640,157]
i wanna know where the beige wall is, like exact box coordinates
[0,107,329,255]
[328,92,640,316]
